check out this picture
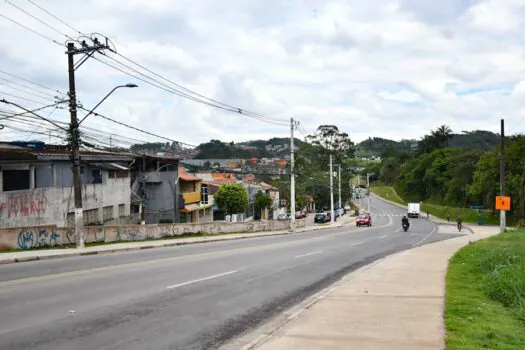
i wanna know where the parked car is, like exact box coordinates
[278,213,289,221]
[356,214,372,227]
[295,211,307,219]
[314,213,330,223]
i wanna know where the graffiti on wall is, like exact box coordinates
[17,228,59,249]
[116,229,142,241]
[1,191,49,219]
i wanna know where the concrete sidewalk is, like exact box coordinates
[0,215,356,264]
[238,225,499,350]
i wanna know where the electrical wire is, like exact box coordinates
[26,0,84,36]
[3,0,75,40]
[77,106,197,148]
[0,12,62,46]
[0,81,59,102]
[101,54,289,126]
[0,90,55,105]
[0,69,67,97]
[0,77,60,100]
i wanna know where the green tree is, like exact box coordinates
[432,124,453,147]
[254,190,272,214]
[214,184,249,215]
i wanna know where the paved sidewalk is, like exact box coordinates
[242,225,499,350]
[0,215,356,264]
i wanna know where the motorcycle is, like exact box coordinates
[402,222,410,232]
[457,222,462,232]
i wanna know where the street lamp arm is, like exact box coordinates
[78,83,137,125]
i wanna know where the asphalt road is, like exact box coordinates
[0,196,463,350]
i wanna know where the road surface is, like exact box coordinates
[0,196,462,349]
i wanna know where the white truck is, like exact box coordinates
[407,203,420,218]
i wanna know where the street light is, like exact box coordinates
[72,83,138,249]
[366,172,375,213]
[78,83,138,125]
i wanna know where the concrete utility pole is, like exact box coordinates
[290,117,296,232]
[66,38,130,248]
[500,119,506,233]
[338,164,341,208]
[330,154,334,224]
[366,173,373,213]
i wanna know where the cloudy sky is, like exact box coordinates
[1,0,525,148]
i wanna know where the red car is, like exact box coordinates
[295,211,307,219]
[356,214,372,227]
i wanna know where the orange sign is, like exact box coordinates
[495,196,511,211]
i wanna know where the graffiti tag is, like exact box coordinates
[17,229,59,249]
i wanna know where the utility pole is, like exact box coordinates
[338,164,341,208]
[500,119,506,233]
[366,173,371,213]
[330,154,334,224]
[290,117,296,232]
[140,155,146,225]
[66,38,111,248]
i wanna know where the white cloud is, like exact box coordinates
[0,0,524,148]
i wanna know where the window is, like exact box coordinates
[118,204,126,217]
[201,184,209,204]
[84,209,99,225]
[109,170,129,179]
[91,169,102,184]
[103,206,114,222]
[3,169,30,191]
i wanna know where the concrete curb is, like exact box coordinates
[0,217,357,265]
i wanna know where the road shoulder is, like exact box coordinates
[223,225,498,350]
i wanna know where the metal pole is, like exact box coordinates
[330,154,334,224]
[141,155,146,225]
[500,119,506,233]
[67,42,84,249]
[290,117,296,232]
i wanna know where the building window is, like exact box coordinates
[3,169,30,191]
[84,208,99,225]
[118,204,126,217]
[91,169,102,184]
[103,206,114,222]
[201,184,209,204]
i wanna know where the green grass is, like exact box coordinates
[445,230,525,349]
[371,186,407,206]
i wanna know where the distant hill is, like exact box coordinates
[355,131,500,156]
[194,137,303,159]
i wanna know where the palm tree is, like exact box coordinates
[432,125,453,148]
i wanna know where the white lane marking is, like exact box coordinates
[166,270,238,289]
[379,235,388,239]
[294,251,322,259]
[412,226,437,247]
[351,241,365,246]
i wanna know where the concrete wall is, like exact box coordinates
[143,171,178,216]
[0,177,130,228]
[0,219,307,250]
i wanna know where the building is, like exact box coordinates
[260,182,280,220]
[178,167,213,223]
[0,142,132,228]
[131,154,181,224]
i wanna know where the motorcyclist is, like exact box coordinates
[456,215,463,231]
[401,215,410,229]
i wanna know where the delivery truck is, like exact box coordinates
[407,203,420,218]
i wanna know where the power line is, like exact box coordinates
[3,0,75,40]
[0,12,62,46]
[0,81,59,101]
[94,55,288,126]
[26,0,84,36]
[0,69,67,97]
[0,101,67,121]
[0,90,55,105]
[113,51,288,123]
[0,76,60,99]
[77,106,197,148]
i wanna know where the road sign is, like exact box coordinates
[495,196,511,211]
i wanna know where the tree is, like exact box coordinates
[214,184,249,215]
[432,124,453,148]
[254,190,272,217]
[202,160,212,170]
[307,125,354,158]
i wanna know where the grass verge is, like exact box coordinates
[445,230,525,349]
[371,186,407,206]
